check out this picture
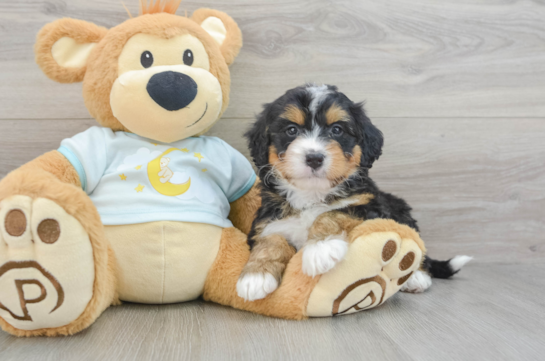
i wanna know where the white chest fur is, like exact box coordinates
[261,198,356,250]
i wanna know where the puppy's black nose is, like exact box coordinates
[306,153,325,169]
[146,71,198,111]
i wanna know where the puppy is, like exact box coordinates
[236,84,471,301]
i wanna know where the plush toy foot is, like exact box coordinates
[0,196,95,334]
[0,184,116,336]
[306,220,425,317]
[204,221,425,320]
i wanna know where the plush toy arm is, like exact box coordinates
[228,178,261,234]
[17,150,81,187]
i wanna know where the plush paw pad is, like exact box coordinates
[306,231,423,317]
[236,272,278,301]
[302,238,348,277]
[0,196,95,331]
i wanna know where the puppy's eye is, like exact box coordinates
[286,126,298,137]
[183,49,194,66]
[141,51,153,68]
[331,125,344,136]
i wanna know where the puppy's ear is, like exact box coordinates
[351,102,383,169]
[35,18,107,83]
[192,8,242,66]
[245,103,272,172]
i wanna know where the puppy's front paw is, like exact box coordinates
[236,272,278,301]
[302,238,348,277]
[400,270,432,293]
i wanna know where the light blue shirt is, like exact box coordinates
[58,126,256,228]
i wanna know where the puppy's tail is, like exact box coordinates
[422,255,473,279]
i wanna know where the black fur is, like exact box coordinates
[246,84,457,278]
[422,256,460,279]
[348,101,383,169]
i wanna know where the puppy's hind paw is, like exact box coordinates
[400,270,432,293]
[236,272,278,301]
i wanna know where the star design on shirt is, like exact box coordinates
[194,153,204,162]
[134,165,142,170]
[119,174,127,181]
[181,148,189,153]
[202,169,207,172]
[151,143,158,146]
[135,184,145,193]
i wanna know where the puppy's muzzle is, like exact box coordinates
[146,71,198,111]
[306,153,325,170]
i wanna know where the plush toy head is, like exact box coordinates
[35,1,242,143]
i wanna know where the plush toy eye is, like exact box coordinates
[141,51,153,68]
[286,126,298,137]
[183,49,194,66]
[331,125,344,135]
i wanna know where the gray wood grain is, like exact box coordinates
[0,263,544,361]
[1,0,545,119]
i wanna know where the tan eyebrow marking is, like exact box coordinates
[326,103,350,125]
[280,104,305,125]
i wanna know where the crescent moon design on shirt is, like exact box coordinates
[147,148,191,196]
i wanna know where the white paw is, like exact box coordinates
[302,238,348,277]
[0,196,95,331]
[236,272,278,301]
[400,270,432,293]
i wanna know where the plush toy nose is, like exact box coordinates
[146,71,198,111]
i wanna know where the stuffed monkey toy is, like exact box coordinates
[0,1,426,337]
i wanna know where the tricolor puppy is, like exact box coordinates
[236,84,471,301]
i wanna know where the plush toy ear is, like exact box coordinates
[35,18,107,83]
[191,8,243,66]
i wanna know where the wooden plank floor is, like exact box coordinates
[0,0,544,360]
[1,263,544,361]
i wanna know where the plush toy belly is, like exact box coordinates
[105,221,222,304]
